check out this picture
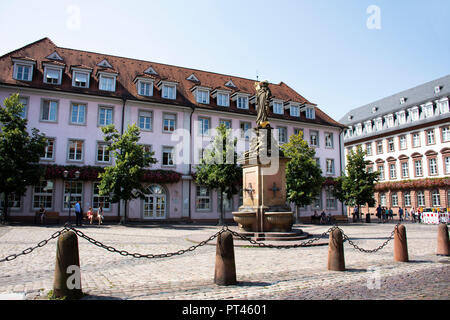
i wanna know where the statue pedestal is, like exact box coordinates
[233,152,294,233]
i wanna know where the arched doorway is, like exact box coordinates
[143,184,167,220]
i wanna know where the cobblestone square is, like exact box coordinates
[0,222,448,300]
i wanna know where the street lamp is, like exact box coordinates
[63,170,80,224]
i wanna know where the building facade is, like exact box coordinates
[0,38,345,223]
[340,75,450,216]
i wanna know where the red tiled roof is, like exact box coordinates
[0,37,345,128]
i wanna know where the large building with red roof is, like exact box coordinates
[0,38,346,223]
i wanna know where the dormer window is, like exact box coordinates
[237,96,249,109]
[438,98,449,114]
[12,58,35,82]
[290,104,300,117]
[196,89,210,104]
[423,103,434,118]
[137,80,154,97]
[400,97,406,105]
[364,120,373,133]
[385,114,394,128]
[305,106,315,119]
[355,123,362,136]
[99,73,116,92]
[43,63,64,85]
[157,81,178,100]
[73,71,88,88]
[435,86,441,94]
[272,101,284,115]
[409,107,419,121]
[396,111,406,125]
[217,92,229,107]
[375,117,383,131]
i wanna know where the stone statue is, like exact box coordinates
[254,81,272,128]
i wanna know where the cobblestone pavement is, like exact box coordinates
[0,222,448,300]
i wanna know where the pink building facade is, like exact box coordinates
[0,38,346,223]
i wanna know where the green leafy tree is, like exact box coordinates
[195,124,242,225]
[280,131,324,222]
[98,124,157,224]
[0,94,46,222]
[334,146,379,216]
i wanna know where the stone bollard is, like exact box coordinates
[214,231,237,286]
[52,231,83,299]
[328,228,345,271]
[394,224,409,262]
[436,223,450,256]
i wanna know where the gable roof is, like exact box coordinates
[0,37,344,128]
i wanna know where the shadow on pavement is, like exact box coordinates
[237,281,274,287]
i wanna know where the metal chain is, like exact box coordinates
[0,227,69,263]
[65,224,228,259]
[340,223,400,253]
[227,226,338,249]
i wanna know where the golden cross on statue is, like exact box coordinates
[269,183,281,197]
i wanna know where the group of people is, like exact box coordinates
[375,205,422,223]
[38,202,104,226]
[312,210,335,225]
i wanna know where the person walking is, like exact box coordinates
[376,204,382,223]
[411,207,416,223]
[381,207,387,223]
[38,205,46,224]
[404,208,409,221]
[74,200,83,227]
[399,207,404,222]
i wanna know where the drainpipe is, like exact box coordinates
[339,127,345,216]
[188,105,195,223]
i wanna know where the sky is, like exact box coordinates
[0,0,449,122]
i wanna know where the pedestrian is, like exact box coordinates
[376,204,382,223]
[411,207,416,223]
[97,202,104,225]
[38,205,46,224]
[405,208,409,221]
[418,207,423,223]
[87,207,94,225]
[382,207,386,223]
[74,200,82,227]
[399,207,404,222]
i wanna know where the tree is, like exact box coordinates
[98,124,157,224]
[0,94,46,222]
[334,145,379,217]
[195,124,242,225]
[280,131,324,222]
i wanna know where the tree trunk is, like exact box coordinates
[219,190,224,226]
[3,192,9,223]
[295,204,299,224]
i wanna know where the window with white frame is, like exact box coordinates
[278,127,287,144]
[366,143,372,156]
[196,186,211,210]
[138,81,153,97]
[19,97,28,119]
[41,100,58,122]
[97,142,111,163]
[138,110,153,131]
[290,105,299,117]
[98,107,113,126]
[14,63,33,81]
[438,100,449,114]
[427,130,435,145]
[378,165,385,181]
[294,128,304,137]
[305,107,315,119]
[219,119,232,129]
[325,133,334,148]
[198,117,210,136]
[326,159,335,175]
[364,121,373,133]
[70,103,86,125]
[417,191,425,207]
[237,96,249,109]
[44,67,62,85]
[399,135,407,150]
[312,192,322,210]
[423,104,434,118]
[63,181,83,210]
[196,89,209,104]
[397,111,406,125]
[375,118,383,131]
[68,140,84,162]
[310,131,319,147]
[432,190,441,207]
[403,192,411,207]
[377,141,383,154]
[391,192,398,207]
[73,71,89,88]
[380,193,386,206]
[93,182,111,211]
[273,102,283,114]
[142,145,153,167]
[163,114,176,132]
[410,108,419,121]
[389,163,397,179]
[33,180,54,210]
[388,138,395,152]
[385,115,394,128]
[412,133,421,147]
[217,93,229,107]
[401,162,409,178]
[99,75,116,92]
[162,84,176,99]
[7,193,21,209]
[41,138,55,160]
[218,192,233,212]
[240,122,251,139]
[442,126,450,142]
[414,160,423,176]
[162,146,174,166]
[355,123,362,136]
[315,158,321,169]
[325,186,337,209]
[429,158,438,175]
[445,156,450,174]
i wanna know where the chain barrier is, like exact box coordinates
[0,222,402,263]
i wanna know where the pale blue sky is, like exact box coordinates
[1,0,449,121]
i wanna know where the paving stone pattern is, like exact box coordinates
[0,222,448,300]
